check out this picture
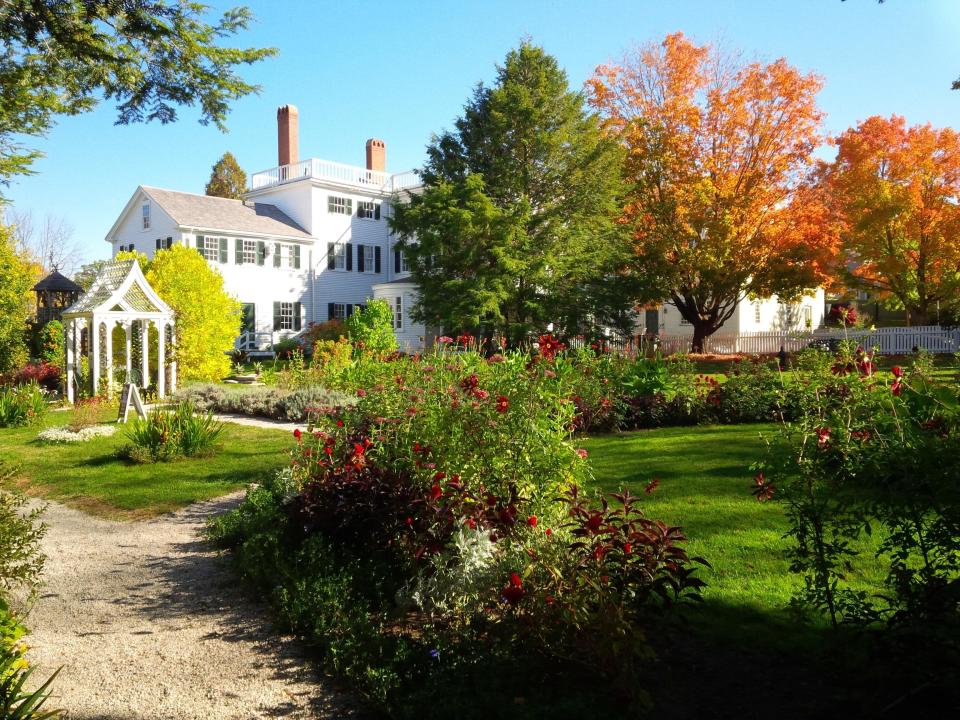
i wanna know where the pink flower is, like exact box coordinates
[576,448,588,459]
[816,427,831,448]
[356,388,367,397]
[437,336,453,344]
[495,395,509,413]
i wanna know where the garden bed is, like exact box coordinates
[174,383,352,423]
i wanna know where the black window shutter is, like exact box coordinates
[155,238,161,250]
[273,302,282,331]
[375,246,381,273]
[327,243,335,270]
[328,302,335,320]
[236,240,243,265]
[274,243,281,268]
[293,245,301,269]
[394,249,400,273]
[166,236,173,248]
[293,302,302,331]
[346,304,354,317]
[346,243,353,271]
[357,244,365,273]
[219,237,228,263]
[257,241,266,265]
[375,204,381,220]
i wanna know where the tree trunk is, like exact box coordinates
[690,322,712,354]
[907,307,930,327]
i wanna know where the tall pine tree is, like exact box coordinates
[391,42,628,345]
[205,152,248,199]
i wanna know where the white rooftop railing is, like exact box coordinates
[250,158,422,193]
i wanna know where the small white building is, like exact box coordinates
[653,290,826,336]
[105,105,428,353]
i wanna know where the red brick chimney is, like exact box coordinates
[365,138,386,172]
[277,105,299,167]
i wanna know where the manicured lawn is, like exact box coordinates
[0,406,294,519]
[583,424,887,648]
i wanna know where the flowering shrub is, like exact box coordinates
[756,342,960,638]
[2,363,60,393]
[210,343,706,712]
[0,384,46,428]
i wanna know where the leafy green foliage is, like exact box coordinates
[0,642,61,719]
[35,321,62,369]
[0,466,46,601]
[0,227,36,374]
[391,42,627,344]
[145,245,241,382]
[346,299,396,355]
[120,402,223,463]
[0,0,276,184]
[0,385,46,428]
[204,151,247,199]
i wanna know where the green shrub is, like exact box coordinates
[346,299,397,355]
[0,466,46,601]
[36,322,63,370]
[0,636,61,719]
[120,402,222,463]
[0,386,46,429]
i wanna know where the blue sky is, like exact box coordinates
[5,0,960,266]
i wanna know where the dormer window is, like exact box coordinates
[142,202,151,230]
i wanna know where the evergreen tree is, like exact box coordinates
[0,1,275,186]
[391,42,627,345]
[205,152,248,199]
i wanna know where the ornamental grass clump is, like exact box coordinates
[120,402,222,463]
[0,385,46,429]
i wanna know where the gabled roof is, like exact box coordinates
[141,186,310,239]
[63,259,173,318]
[33,270,82,293]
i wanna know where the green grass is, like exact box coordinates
[582,424,887,648]
[0,406,294,519]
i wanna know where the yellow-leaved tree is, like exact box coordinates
[145,245,240,382]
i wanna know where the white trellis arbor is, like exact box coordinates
[61,259,176,403]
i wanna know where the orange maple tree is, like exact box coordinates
[822,115,960,326]
[587,33,840,351]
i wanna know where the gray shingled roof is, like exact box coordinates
[142,186,310,239]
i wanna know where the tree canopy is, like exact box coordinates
[347,299,397,355]
[0,224,40,373]
[391,41,627,345]
[144,245,240,382]
[588,33,838,350]
[0,0,275,185]
[822,115,960,325]
[205,151,248,199]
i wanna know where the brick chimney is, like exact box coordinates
[365,138,386,172]
[277,105,299,166]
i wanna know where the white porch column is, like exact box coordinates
[168,324,177,394]
[90,316,100,397]
[104,320,114,396]
[65,319,75,404]
[141,319,149,389]
[124,322,133,381]
[157,320,166,398]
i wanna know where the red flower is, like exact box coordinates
[293,428,302,441]
[527,515,537,527]
[474,389,489,400]
[460,374,479,392]
[495,395,509,413]
[816,427,831,448]
[433,471,446,480]
[545,528,553,537]
[405,516,413,526]
[585,512,604,534]
[537,334,563,361]
[465,518,477,530]
[356,388,367,397]
[429,483,442,501]
[502,573,525,605]
[891,366,903,378]
[623,542,632,555]
[752,471,775,502]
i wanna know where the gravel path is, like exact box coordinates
[26,496,367,720]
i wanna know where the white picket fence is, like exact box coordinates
[654,326,960,356]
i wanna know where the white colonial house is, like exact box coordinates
[104,103,827,356]
[105,105,428,353]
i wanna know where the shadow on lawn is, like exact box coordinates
[108,496,377,719]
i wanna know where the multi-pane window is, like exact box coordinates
[393,296,403,330]
[400,252,409,273]
[357,200,381,220]
[754,301,762,324]
[328,195,353,215]
[362,245,375,272]
[142,203,150,229]
[332,303,348,321]
[278,302,294,330]
[332,243,346,270]
[242,239,257,264]
[200,235,220,262]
